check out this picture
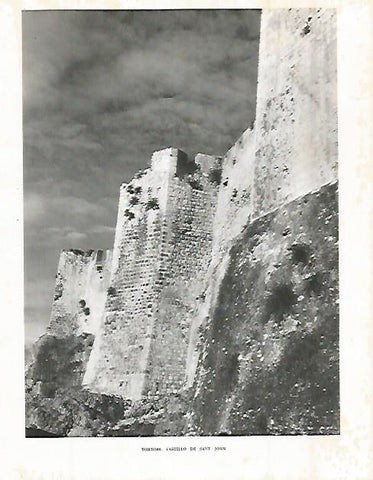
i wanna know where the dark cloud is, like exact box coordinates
[23,9,261,344]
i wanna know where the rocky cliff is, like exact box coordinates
[25,8,338,437]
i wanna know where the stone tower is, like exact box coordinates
[83,148,221,399]
[49,249,112,337]
[26,8,339,437]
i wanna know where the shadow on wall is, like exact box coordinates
[190,182,339,435]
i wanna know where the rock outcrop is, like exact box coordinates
[26,8,338,437]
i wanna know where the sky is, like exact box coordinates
[23,9,261,346]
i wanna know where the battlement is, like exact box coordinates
[60,248,110,263]
[62,248,94,256]
[150,147,186,176]
[194,153,222,175]
[150,147,223,183]
[115,149,223,237]
[57,248,111,273]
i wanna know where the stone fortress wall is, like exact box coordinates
[49,249,112,337]
[83,148,221,399]
[143,152,221,397]
[186,7,338,434]
[30,8,339,435]
[252,8,337,218]
[184,8,337,391]
[184,127,257,386]
[83,150,177,398]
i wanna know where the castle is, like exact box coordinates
[26,8,339,436]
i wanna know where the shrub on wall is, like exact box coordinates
[208,167,222,185]
[124,209,135,220]
[107,286,116,296]
[186,174,203,191]
[145,198,160,211]
[129,196,139,206]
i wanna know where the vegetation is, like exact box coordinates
[208,167,222,185]
[129,196,139,206]
[124,209,135,220]
[145,198,160,211]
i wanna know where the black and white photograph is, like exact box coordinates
[23,8,339,438]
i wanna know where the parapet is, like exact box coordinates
[59,249,111,269]
[151,147,200,179]
[61,248,95,257]
[151,148,184,175]
[194,154,222,175]
[150,147,224,186]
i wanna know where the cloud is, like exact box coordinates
[44,227,88,243]
[24,277,55,345]
[65,231,87,242]
[89,225,116,235]
[25,193,109,227]
[23,9,261,344]
[24,192,45,223]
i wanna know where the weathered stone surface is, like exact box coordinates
[253,9,337,218]
[26,383,189,437]
[25,332,96,434]
[84,148,220,399]
[184,7,337,389]
[26,8,339,437]
[26,333,94,395]
[26,386,132,437]
[188,182,338,435]
[49,249,112,337]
